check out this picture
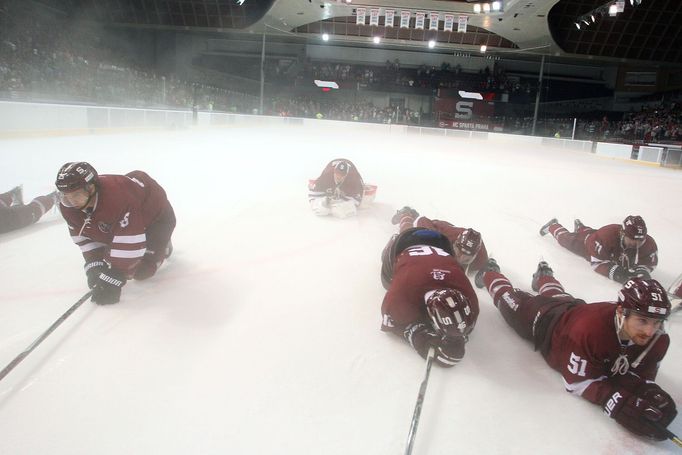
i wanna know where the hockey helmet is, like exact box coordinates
[622,215,647,240]
[618,278,671,320]
[55,162,98,192]
[425,288,476,337]
[455,228,482,257]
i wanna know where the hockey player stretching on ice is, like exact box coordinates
[540,215,657,284]
[475,259,677,440]
[55,162,176,305]
[308,158,364,218]
[0,185,57,234]
[391,206,489,275]
[380,227,479,367]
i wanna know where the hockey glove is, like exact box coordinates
[628,265,651,280]
[611,264,631,284]
[91,268,126,305]
[84,260,107,289]
[433,336,465,367]
[635,383,677,426]
[604,389,669,440]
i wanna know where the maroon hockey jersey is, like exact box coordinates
[546,302,669,405]
[585,224,658,278]
[381,244,479,335]
[309,158,364,206]
[413,216,489,273]
[59,171,172,276]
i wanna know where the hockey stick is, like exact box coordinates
[652,423,682,448]
[404,346,436,455]
[0,290,92,383]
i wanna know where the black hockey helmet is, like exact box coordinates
[55,162,98,192]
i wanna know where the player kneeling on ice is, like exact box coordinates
[475,259,676,441]
[391,206,489,276]
[380,227,479,367]
[55,162,176,305]
[308,158,374,218]
[540,215,657,284]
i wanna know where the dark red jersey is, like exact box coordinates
[309,158,364,206]
[585,224,658,277]
[59,171,172,276]
[413,216,489,273]
[381,244,479,335]
[546,302,669,405]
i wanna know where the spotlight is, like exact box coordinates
[575,22,581,30]
[473,4,481,14]
[480,44,487,52]
[492,1,501,12]
[322,33,329,41]
[609,4,617,16]
[373,36,381,44]
[428,40,436,48]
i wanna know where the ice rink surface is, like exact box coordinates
[0,125,680,454]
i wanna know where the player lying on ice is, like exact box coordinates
[390,206,489,276]
[540,215,657,284]
[55,162,176,305]
[475,259,677,440]
[308,158,365,219]
[380,227,479,367]
[0,185,57,234]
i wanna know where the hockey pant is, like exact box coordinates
[548,223,594,259]
[479,271,575,343]
[133,204,176,280]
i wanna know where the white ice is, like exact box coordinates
[0,126,680,454]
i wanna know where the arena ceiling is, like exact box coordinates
[45,0,682,65]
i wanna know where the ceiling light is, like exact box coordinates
[322,33,329,41]
[609,4,618,16]
[373,36,381,44]
[428,40,436,48]
[483,3,491,13]
[492,2,501,12]
[473,4,481,13]
[480,44,487,52]
[575,22,581,30]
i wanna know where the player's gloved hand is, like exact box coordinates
[628,265,651,280]
[391,206,419,225]
[433,336,465,367]
[91,268,126,305]
[604,390,670,440]
[635,382,677,425]
[611,265,631,284]
[84,260,107,289]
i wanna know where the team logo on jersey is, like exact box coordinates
[98,222,112,233]
[431,269,450,280]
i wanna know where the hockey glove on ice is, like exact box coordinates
[91,268,126,305]
[604,389,671,440]
[84,260,107,289]
[635,382,677,425]
[404,322,464,368]
[628,265,652,280]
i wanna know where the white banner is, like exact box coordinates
[385,9,395,28]
[415,12,425,30]
[369,8,380,26]
[400,10,411,28]
[356,7,366,25]
[457,15,468,33]
[444,14,455,32]
[429,12,439,30]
